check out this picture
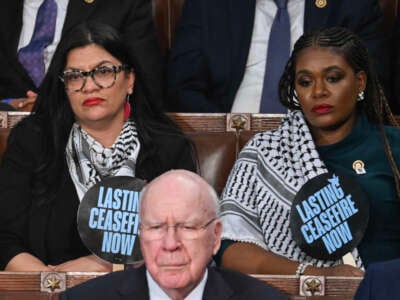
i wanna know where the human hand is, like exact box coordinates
[6,90,37,111]
[51,255,112,272]
[5,252,54,272]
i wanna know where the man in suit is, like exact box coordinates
[60,170,288,299]
[0,0,163,111]
[167,0,389,112]
[354,258,400,300]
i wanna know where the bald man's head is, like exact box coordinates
[138,170,222,299]
[139,169,219,218]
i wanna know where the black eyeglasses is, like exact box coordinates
[59,64,130,92]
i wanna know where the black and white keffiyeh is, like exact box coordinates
[220,110,363,268]
[66,121,140,200]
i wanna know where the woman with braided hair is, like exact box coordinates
[217,27,400,276]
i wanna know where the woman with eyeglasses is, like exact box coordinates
[0,22,196,272]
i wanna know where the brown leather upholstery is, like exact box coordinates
[238,131,255,151]
[0,129,9,163]
[188,131,237,195]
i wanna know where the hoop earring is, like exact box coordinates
[124,94,132,120]
[357,91,364,102]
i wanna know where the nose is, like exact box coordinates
[312,79,328,99]
[81,74,100,92]
[162,226,181,251]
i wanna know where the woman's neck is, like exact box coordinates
[311,115,358,146]
[79,119,125,148]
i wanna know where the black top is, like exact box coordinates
[0,117,196,269]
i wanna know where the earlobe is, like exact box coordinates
[356,71,367,92]
[128,72,135,94]
[212,221,222,255]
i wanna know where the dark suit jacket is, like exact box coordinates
[60,265,289,299]
[167,0,389,112]
[0,0,164,109]
[354,258,400,300]
[0,117,196,269]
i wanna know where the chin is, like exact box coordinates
[309,117,341,130]
[83,112,117,124]
[158,274,192,289]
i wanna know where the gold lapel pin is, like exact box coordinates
[352,160,366,175]
[84,0,95,3]
[315,0,327,8]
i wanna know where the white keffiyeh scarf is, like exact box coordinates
[220,110,363,268]
[66,121,141,201]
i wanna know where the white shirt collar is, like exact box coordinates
[146,269,208,300]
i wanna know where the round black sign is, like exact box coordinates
[77,176,145,264]
[290,172,369,260]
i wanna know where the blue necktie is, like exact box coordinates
[18,0,57,87]
[259,0,290,113]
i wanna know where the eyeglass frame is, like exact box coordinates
[59,64,131,92]
[139,217,218,241]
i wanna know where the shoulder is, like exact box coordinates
[207,267,288,299]
[382,125,400,156]
[320,0,380,13]
[366,258,400,276]
[149,131,193,158]
[238,129,279,159]
[8,116,41,140]
[60,268,145,300]
[4,116,44,156]
[383,125,400,141]
[355,259,400,300]
[151,131,188,147]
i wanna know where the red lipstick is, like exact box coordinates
[312,104,333,114]
[83,97,104,106]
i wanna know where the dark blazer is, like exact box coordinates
[0,0,164,109]
[167,0,389,112]
[60,265,289,299]
[0,117,195,269]
[354,258,400,300]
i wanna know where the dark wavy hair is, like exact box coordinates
[279,26,400,197]
[25,22,195,199]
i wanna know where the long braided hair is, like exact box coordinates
[279,26,400,198]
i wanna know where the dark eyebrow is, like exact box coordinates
[323,66,344,73]
[65,60,115,71]
[295,70,311,77]
[295,65,344,77]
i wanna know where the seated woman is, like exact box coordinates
[0,22,196,272]
[218,27,400,276]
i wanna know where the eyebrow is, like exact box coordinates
[64,60,115,71]
[141,217,204,225]
[296,65,345,76]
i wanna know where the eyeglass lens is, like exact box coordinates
[62,64,124,92]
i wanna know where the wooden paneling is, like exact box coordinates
[0,272,362,299]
